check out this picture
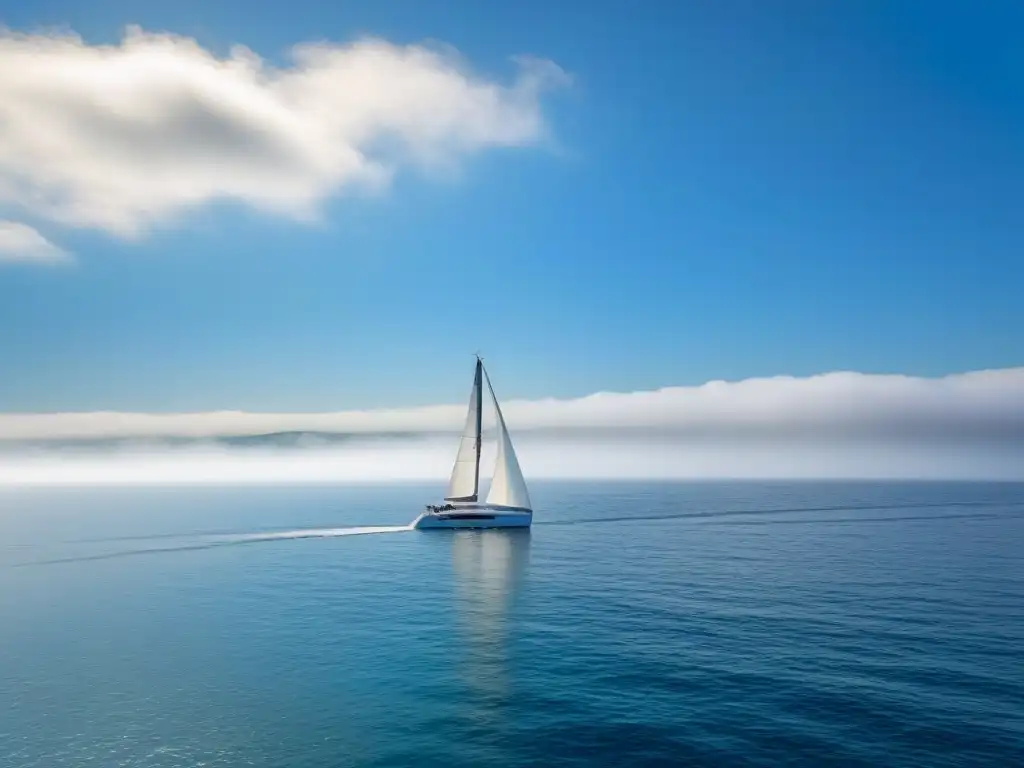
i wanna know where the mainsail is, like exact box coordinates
[483,367,532,511]
[445,359,483,501]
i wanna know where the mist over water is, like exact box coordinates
[0,432,1021,485]
[3,367,1022,484]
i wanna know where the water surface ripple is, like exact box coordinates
[1,481,1022,767]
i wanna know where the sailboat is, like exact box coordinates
[412,357,533,529]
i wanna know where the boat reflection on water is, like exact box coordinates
[450,529,531,717]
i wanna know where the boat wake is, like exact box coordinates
[232,525,414,542]
[10,524,415,568]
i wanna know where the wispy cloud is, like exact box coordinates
[0,26,568,238]
[0,220,70,264]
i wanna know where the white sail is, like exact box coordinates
[483,369,532,511]
[445,361,483,501]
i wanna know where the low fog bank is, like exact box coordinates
[2,368,1021,483]
[0,433,1020,485]
[2,368,1022,443]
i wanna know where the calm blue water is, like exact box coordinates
[1,481,1022,767]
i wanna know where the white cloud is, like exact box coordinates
[0,25,568,237]
[0,220,69,263]
[2,367,1022,442]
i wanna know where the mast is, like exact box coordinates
[472,355,483,498]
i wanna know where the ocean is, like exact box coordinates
[1,481,1022,767]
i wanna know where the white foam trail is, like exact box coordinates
[231,525,414,542]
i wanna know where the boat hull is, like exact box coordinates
[413,506,533,530]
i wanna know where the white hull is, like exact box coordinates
[413,506,533,530]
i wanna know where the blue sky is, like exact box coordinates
[0,0,1022,413]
